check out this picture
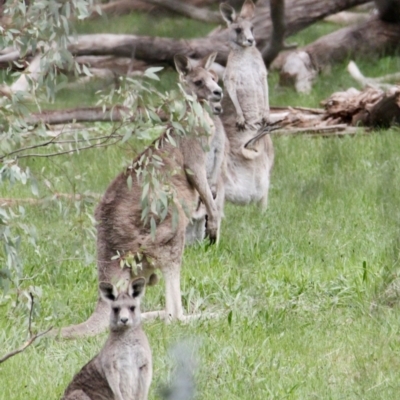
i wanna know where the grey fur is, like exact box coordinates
[62,278,152,400]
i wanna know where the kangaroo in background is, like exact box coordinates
[220,0,269,131]
[62,277,152,400]
[59,53,223,338]
[219,0,274,210]
[185,66,227,245]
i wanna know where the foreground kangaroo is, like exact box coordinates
[219,0,274,209]
[62,278,152,400]
[59,53,222,338]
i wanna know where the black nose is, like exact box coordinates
[247,38,254,45]
[213,89,222,98]
[214,106,222,114]
[120,318,128,324]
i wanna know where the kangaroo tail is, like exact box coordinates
[56,297,109,339]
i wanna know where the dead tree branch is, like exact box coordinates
[0,293,53,364]
[347,61,400,89]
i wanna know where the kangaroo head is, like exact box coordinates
[220,0,256,48]
[174,52,223,114]
[99,277,146,331]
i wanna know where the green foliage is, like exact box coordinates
[0,2,213,294]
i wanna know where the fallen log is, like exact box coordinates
[26,85,400,133]
[321,86,400,128]
[275,0,400,93]
[2,0,370,69]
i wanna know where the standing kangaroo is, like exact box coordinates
[59,53,222,338]
[62,277,152,400]
[220,0,270,130]
[219,0,274,210]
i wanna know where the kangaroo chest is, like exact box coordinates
[100,337,150,399]
[224,49,268,123]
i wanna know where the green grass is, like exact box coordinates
[2,11,400,400]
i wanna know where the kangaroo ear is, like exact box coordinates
[203,52,218,71]
[240,0,255,20]
[220,2,236,25]
[174,54,192,76]
[99,282,118,302]
[129,277,146,298]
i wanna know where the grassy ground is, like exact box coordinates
[2,11,400,400]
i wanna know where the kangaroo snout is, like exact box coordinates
[210,88,223,104]
[212,103,223,115]
[246,37,255,46]
[120,317,129,324]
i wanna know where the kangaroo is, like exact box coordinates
[62,277,152,400]
[58,53,222,338]
[219,0,274,210]
[220,0,270,130]
[185,86,227,245]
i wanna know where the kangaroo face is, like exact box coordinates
[174,52,223,109]
[99,278,146,331]
[229,18,255,48]
[109,293,138,330]
[220,0,256,48]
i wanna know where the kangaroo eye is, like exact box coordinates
[194,80,202,87]
[130,306,135,312]
[112,307,120,313]
[235,27,242,34]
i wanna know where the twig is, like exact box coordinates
[0,293,53,364]
[28,292,34,338]
[1,122,126,161]
[0,327,53,364]
[14,139,123,159]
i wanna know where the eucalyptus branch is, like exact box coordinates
[0,130,63,160]
[49,133,123,145]
[14,139,123,159]
[0,122,127,161]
